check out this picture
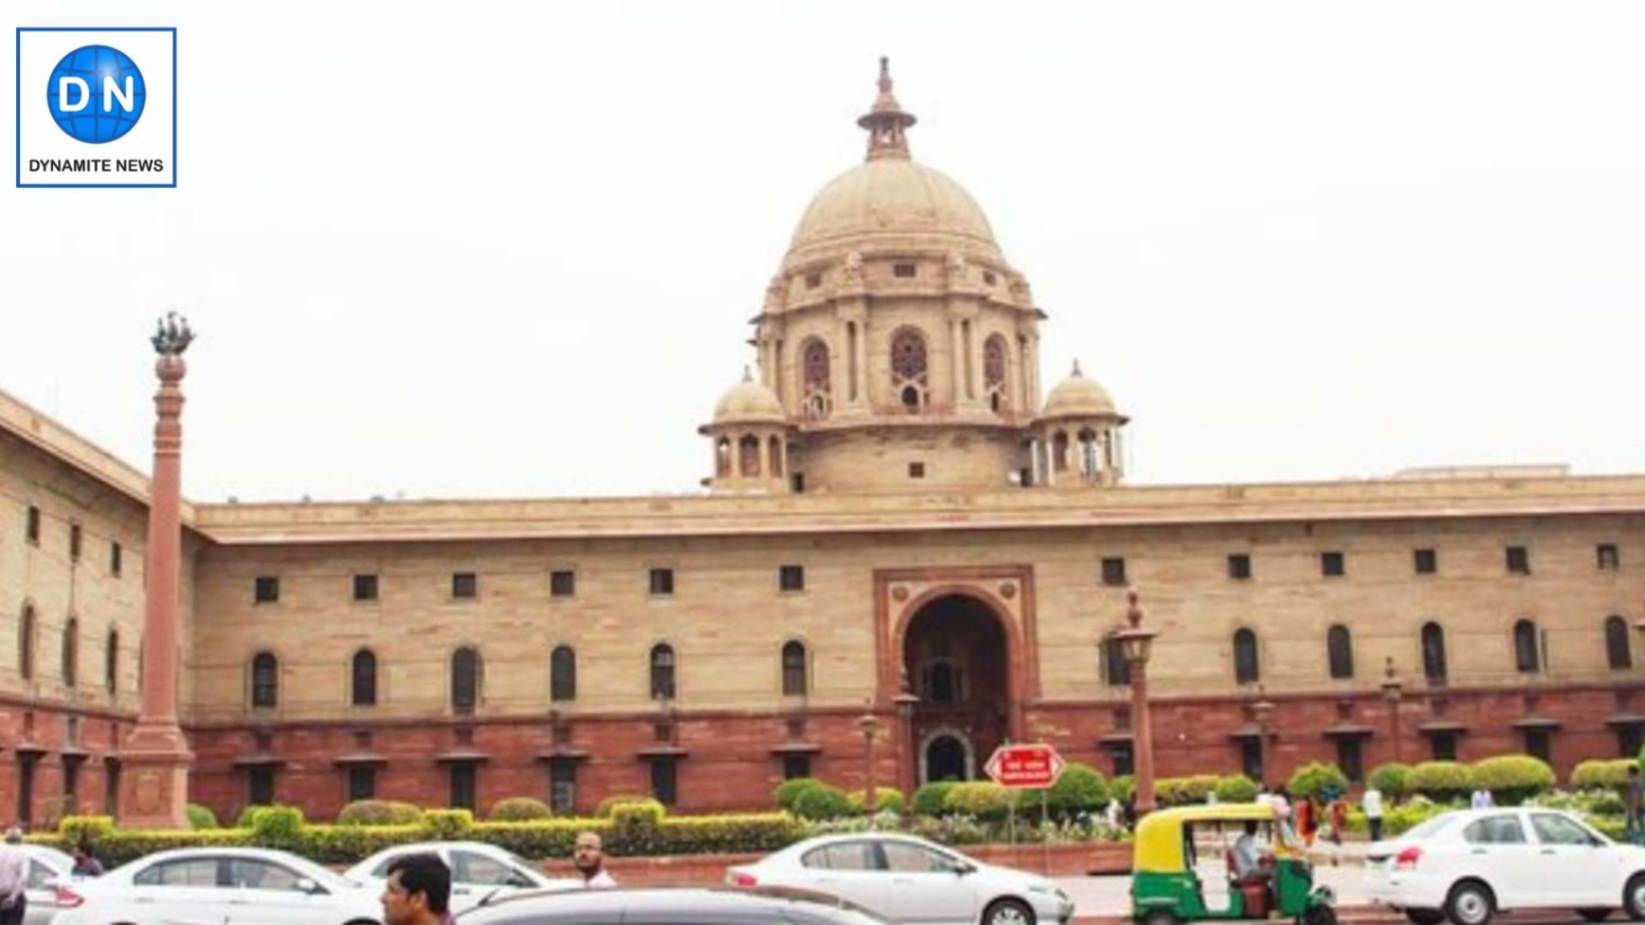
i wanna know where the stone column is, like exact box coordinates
[121,313,195,829]
[948,317,963,407]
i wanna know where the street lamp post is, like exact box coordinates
[1114,588,1160,815]
[857,709,881,819]
[893,673,919,803]
[1250,693,1275,784]
[1380,657,1405,764]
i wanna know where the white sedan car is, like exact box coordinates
[344,840,576,915]
[51,846,382,925]
[1365,808,1645,925]
[727,833,1074,925]
[21,844,79,925]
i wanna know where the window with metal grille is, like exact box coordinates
[551,646,576,702]
[1233,628,1260,684]
[452,647,480,714]
[649,568,674,596]
[781,641,807,696]
[550,570,575,597]
[251,652,278,708]
[452,572,478,599]
[1320,552,1344,577]
[1422,622,1448,683]
[650,644,676,700]
[779,565,805,592]
[1505,545,1530,575]
[254,576,279,604]
[1101,635,1130,687]
[1606,616,1632,670]
[1100,558,1127,586]
[1414,548,1437,575]
[353,574,378,602]
[449,763,476,810]
[348,765,375,802]
[1598,544,1620,570]
[1227,554,1251,580]
[1513,619,1541,673]
[550,759,576,813]
[650,758,678,806]
[352,650,377,706]
[1327,625,1354,679]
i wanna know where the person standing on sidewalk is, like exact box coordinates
[0,828,27,925]
[1627,766,1644,844]
[1363,784,1385,842]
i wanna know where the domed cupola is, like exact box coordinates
[1033,361,1129,487]
[699,369,794,493]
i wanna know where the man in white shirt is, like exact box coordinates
[1362,786,1385,842]
[1231,821,1266,881]
[573,832,617,889]
[0,827,27,925]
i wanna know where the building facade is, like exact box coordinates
[2,63,1643,827]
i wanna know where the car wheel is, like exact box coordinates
[1579,909,1613,922]
[1444,881,1494,925]
[1405,910,1445,925]
[983,898,1035,925]
[1626,873,1645,921]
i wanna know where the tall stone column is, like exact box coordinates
[120,313,195,829]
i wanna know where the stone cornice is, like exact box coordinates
[190,473,1645,546]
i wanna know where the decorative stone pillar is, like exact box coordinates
[120,313,195,829]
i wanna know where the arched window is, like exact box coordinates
[351,649,377,706]
[781,641,807,696]
[451,647,480,715]
[62,616,78,686]
[1233,628,1260,684]
[714,437,731,477]
[983,334,1008,413]
[1101,633,1130,686]
[1421,622,1448,683]
[1513,619,1541,673]
[251,652,278,708]
[650,643,676,700]
[1327,624,1354,680]
[18,604,35,680]
[551,645,577,702]
[738,434,760,476]
[802,339,831,419]
[890,328,928,410]
[1607,615,1633,670]
[105,628,119,694]
[1052,431,1070,472]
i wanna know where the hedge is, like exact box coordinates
[1571,759,1635,791]
[186,803,219,830]
[847,788,905,814]
[489,797,553,822]
[1368,763,1412,798]
[1470,755,1555,804]
[594,795,656,818]
[792,785,854,820]
[1154,775,1219,806]
[337,800,425,826]
[1110,775,1135,805]
[912,781,958,817]
[942,782,1014,821]
[1015,763,1109,818]
[1215,775,1259,803]
[1288,762,1350,800]
[774,778,824,813]
[1407,761,1474,799]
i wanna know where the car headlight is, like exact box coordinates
[1028,885,1054,896]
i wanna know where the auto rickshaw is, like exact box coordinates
[1131,803,1336,925]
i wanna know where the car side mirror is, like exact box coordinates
[296,877,323,895]
[953,862,976,876]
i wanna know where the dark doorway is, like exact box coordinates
[926,735,968,782]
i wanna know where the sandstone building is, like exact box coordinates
[2,62,1643,825]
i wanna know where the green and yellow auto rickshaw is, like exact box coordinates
[1131,803,1336,925]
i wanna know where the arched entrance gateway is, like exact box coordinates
[902,593,1013,785]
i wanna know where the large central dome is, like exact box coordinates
[786,158,1002,266]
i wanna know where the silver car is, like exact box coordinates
[458,885,887,925]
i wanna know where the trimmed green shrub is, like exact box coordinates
[1016,763,1109,819]
[489,798,553,821]
[1470,755,1555,804]
[57,815,116,845]
[337,800,425,826]
[1287,762,1350,800]
[847,788,905,814]
[1110,775,1135,805]
[774,778,824,813]
[1368,763,1412,799]
[1155,775,1219,806]
[610,799,666,839]
[1215,775,1259,803]
[237,805,270,828]
[595,795,656,818]
[1407,761,1474,799]
[185,804,219,830]
[942,782,1014,821]
[297,823,424,864]
[422,808,474,840]
[247,804,305,850]
[1571,759,1635,791]
[792,785,854,821]
[912,781,958,817]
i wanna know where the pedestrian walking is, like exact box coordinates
[573,831,617,888]
[1627,766,1645,844]
[0,827,27,925]
[1363,783,1385,842]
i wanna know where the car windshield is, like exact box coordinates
[1403,814,1458,840]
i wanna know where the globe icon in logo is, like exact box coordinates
[45,44,146,144]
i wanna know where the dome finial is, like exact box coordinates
[1071,358,1083,377]
[742,365,753,382]
[857,56,916,162]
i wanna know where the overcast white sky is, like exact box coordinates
[4,2,1643,503]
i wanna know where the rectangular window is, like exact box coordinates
[550,570,576,597]
[248,766,275,806]
[347,765,376,802]
[650,758,678,806]
[353,574,378,602]
[1598,544,1620,571]
[1227,554,1252,580]
[1335,738,1365,782]
[69,524,82,561]
[63,758,80,810]
[449,763,477,810]
[104,760,120,816]
[1523,728,1552,763]
[26,506,40,544]
[1620,725,1644,759]
[782,754,812,781]
[805,272,821,289]
[253,576,280,604]
[648,568,674,596]
[1430,732,1458,761]
[1320,551,1345,577]
[1100,557,1127,586]
[110,542,122,577]
[1506,546,1531,575]
[1107,742,1134,778]
[1414,548,1437,575]
[892,263,917,278]
[452,572,478,599]
[779,565,805,592]
[1239,739,1263,783]
[908,462,925,479]
[550,759,577,814]
[791,473,806,493]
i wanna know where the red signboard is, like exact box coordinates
[983,743,1066,789]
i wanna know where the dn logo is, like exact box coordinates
[46,44,146,143]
